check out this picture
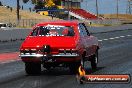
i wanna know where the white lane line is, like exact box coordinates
[109,38,115,40]
[0,59,21,64]
[127,35,132,37]
[115,37,120,39]
[120,36,125,38]
[98,40,103,42]
[98,34,132,42]
[103,39,108,41]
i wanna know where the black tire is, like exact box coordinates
[43,64,51,70]
[91,51,98,70]
[69,62,80,74]
[81,54,85,68]
[69,53,86,74]
[25,62,41,75]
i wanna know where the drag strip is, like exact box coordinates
[0,41,22,53]
[98,34,132,42]
[0,29,131,88]
[0,52,20,64]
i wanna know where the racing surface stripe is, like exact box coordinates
[0,52,20,63]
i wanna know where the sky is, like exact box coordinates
[81,0,128,14]
[0,0,128,14]
[0,0,35,10]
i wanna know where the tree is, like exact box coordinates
[22,0,29,3]
[37,1,44,7]
[34,1,45,9]
[31,0,37,4]
[0,1,3,6]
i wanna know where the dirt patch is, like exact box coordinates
[0,6,58,21]
[101,14,132,19]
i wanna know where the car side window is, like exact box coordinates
[81,23,90,36]
[31,27,39,36]
[78,24,84,37]
[79,23,88,36]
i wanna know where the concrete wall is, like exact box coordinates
[88,24,132,34]
[0,24,132,41]
[0,28,32,41]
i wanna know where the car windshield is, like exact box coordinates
[31,25,75,36]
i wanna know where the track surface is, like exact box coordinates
[0,29,132,88]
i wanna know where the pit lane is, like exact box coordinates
[0,29,132,88]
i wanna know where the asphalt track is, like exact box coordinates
[0,29,132,88]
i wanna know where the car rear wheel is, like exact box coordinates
[43,64,51,70]
[69,54,85,74]
[81,55,85,68]
[91,51,98,70]
[25,62,41,75]
[69,62,80,74]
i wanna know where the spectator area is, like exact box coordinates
[70,9,98,19]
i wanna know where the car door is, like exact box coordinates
[78,23,91,57]
[81,23,98,56]
[78,23,87,56]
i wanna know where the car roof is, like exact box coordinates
[36,20,79,27]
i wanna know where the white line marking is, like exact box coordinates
[103,39,108,41]
[115,37,120,39]
[127,35,132,37]
[0,59,21,64]
[109,38,115,40]
[120,36,125,38]
[97,34,131,42]
[98,40,103,42]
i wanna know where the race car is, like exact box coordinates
[19,20,99,75]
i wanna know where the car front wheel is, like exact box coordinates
[91,51,98,70]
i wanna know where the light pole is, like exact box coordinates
[128,0,131,14]
[96,0,99,17]
[85,0,87,10]
[17,0,20,22]
[117,0,119,18]
[68,0,70,20]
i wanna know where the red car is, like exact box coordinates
[19,20,99,74]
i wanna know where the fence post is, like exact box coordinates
[23,19,24,27]
[26,19,27,27]
[29,19,31,27]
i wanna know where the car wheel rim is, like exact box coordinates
[81,59,84,67]
[95,56,98,64]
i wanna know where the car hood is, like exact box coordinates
[21,36,77,49]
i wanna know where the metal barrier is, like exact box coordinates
[84,19,122,25]
[0,19,58,28]
[0,18,124,28]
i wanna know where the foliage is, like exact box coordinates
[22,0,29,3]
[22,0,45,9]
[54,0,61,6]
[37,1,45,7]
[31,0,37,4]
[0,1,2,6]
[34,1,45,9]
